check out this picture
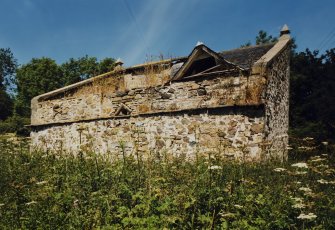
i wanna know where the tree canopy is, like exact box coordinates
[15,58,63,117]
[60,56,115,85]
[0,48,17,120]
[255,30,278,45]
[0,48,17,90]
[290,49,335,141]
[14,56,116,117]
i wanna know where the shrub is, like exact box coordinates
[0,116,30,136]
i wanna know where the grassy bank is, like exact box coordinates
[0,138,334,229]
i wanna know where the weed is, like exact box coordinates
[0,137,334,229]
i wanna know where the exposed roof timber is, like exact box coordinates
[171,44,244,81]
[180,69,241,81]
[128,56,186,70]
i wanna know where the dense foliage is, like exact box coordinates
[14,56,116,117]
[0,48,17,120]
[0,138,334,229]
[15,58,63,117]
[290,49,335,142]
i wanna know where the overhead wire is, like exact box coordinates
[318,26,335,52]
[122,0,150,55]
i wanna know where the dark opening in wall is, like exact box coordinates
[184,56,216,76]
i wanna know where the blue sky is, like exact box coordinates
[1,0,335,67]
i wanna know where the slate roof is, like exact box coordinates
[127,43,275,73]
[219,43,275,69]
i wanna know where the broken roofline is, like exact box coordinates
[31,29,291,103]
[171,43,246,81]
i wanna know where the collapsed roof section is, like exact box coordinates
[170,44,245,81]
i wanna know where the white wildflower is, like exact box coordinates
[310,157,326,162]
[25,201,37,206]
[303,137,314,141]
[297,213,317,220]
[219,212,236,218]
[298,146,315,151]
[316,164,329,169]
[321,142,328,146]
[299,187,312,193]
[295,181,302,184]
[0,203,4,207]
[208,165,222,170]
[290,196,306,209]
[292,203,306,209]
[286,146,293,150]
[291,162,308,168]
[290,197,303,203]
[36,180,48,185]
[234,204,244,209]
[73,199,79,208]
[325,169,335,175]
[317,179,329,184]
[295,171,307,175]
[273,167,286,172]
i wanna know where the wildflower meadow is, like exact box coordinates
[0,136,334,229]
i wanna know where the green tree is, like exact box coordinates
[61,56,115,86]
[15,58,62,117]
[0,90,13,120]
[290,48,335,141]
[60,55,98,86]
[240,41,252,48]
[98,57,116,74]
[255,30,277,45]
[0,48,17,120]
[0,48,17,90]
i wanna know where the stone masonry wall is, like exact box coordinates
[31,108,265,161]
[31,39,290,161]
[31,72,265,126]
[264,47,290,160]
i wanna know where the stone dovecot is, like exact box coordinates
[30,25,291,161]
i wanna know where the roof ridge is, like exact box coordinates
[219,42,276,54]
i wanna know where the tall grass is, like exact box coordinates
[0,137,334,229]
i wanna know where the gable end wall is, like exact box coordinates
[264,47,290,160]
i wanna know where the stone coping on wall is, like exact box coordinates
[251,34,291,76]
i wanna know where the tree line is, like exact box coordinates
[0,32,334,142]
[0,53,115,134]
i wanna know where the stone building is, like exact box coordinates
[30,26,291,161]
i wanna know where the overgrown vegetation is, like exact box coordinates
[0,138,334,229]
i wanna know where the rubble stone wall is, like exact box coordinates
[30,41,290,161]
[31,107,265,160]
[31,73,265,126]
[264,47,290,160]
